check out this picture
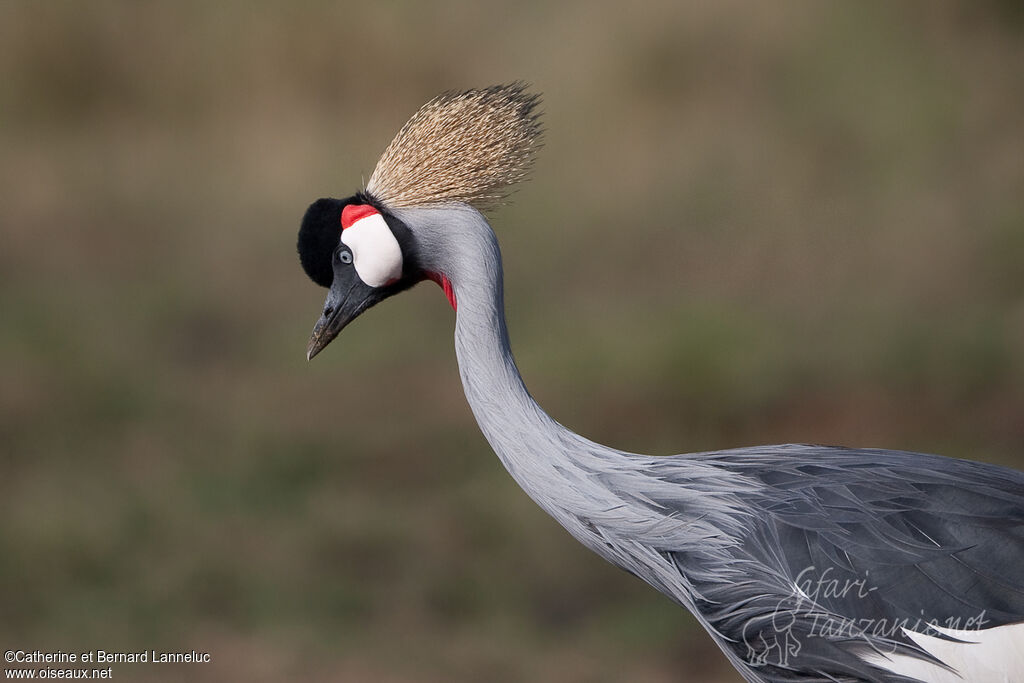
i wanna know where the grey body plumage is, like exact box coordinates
[298,86,1024,682]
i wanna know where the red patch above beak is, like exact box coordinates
[341,204,379,230]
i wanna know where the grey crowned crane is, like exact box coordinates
[296,84,1024,682]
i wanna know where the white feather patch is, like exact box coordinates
[859,621,1024,682]
[340,213,403,287]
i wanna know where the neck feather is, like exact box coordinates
[388,204,752,597]
[392,205,560,479]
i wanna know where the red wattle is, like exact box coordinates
[427,272,457,311]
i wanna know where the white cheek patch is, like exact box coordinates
[340,210,403,288]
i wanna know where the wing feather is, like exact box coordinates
[657,445,1024,681]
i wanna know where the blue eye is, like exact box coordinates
[338,250,353,265]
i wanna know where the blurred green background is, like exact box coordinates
[2,2,1022,681]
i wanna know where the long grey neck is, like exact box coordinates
[393,204,585,514]
[391,204,748,585]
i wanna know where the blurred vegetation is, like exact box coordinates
[1,2,1022,682]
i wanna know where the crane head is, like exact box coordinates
[297,83,542,360]
[298,193,422,360]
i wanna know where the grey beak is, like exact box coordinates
[306,272,380,360]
